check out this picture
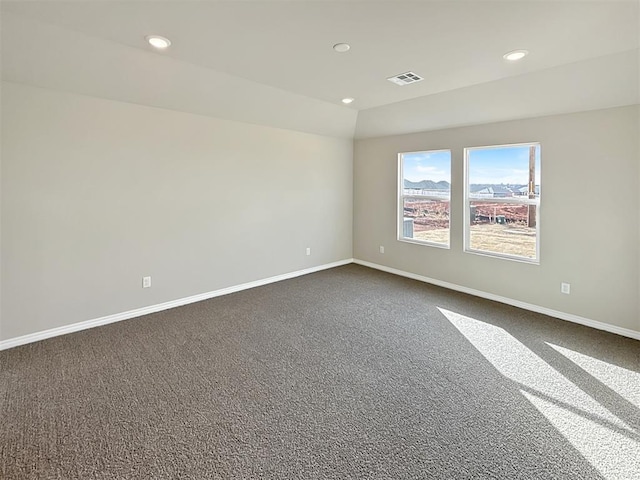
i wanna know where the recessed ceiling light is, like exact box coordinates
[333,43,351,53]
[503,50,528,61]
[146,35,171,49]
[342,97,354,104]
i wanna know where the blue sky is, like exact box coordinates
[468,145,541,185]
[402,150,451,182]
[402,145,541,185]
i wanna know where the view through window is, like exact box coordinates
[398,150,451,247]
[465,143,541,262]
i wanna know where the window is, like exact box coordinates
[398,150,451,248]
[464,143,541,262]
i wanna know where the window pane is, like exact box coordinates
[402,198,450,245]
[469,200,537,259]
[400,150,451,247]
[402,151,451,197]
[468,145,540,200]
[465,144,540,261]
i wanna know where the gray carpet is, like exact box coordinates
[1,264,639,479]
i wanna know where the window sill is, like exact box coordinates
[398,237,450,250]
[464,248,539,265]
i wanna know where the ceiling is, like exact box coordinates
[2,1,639,137]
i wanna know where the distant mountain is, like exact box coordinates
[404,179,450,190]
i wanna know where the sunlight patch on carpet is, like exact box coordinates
[438,307,640,480]
[546,342,640,407]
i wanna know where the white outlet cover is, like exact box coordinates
[561,283,570,294]
[379,246,385,253]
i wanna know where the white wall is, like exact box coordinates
[0,82,353,341]
[354,106,640,334]
[2,82,638,343]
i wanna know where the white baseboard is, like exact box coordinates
[353,259,640,341]
[0,258,354,351]
[3,257,637,350]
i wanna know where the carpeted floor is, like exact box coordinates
[1,264,639,479]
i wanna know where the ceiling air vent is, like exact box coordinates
[387,71,424,86]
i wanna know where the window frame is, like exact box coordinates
[397,149,452,249]
[463,142,541,264]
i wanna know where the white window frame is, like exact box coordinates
[398,149,451,249]
[463,142,541,263]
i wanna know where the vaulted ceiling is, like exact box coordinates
[2,1,639,138]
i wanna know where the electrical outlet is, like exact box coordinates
[379,246,385,254]
[306,247,311,256]
[561,282,570,295]
[143,276,152,288]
